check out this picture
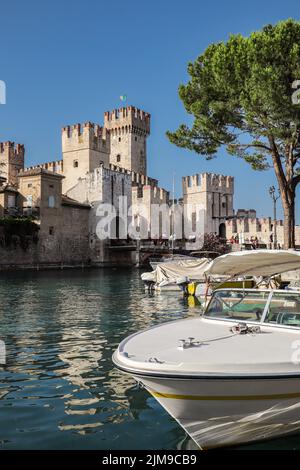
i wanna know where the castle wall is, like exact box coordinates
[37,204,90,265]
[132,185,170,238]
[66,165,132,205]
[225,218,300,247]
[66,165,132,264]
[0,243,40,268]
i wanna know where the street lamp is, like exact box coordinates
[268,186,280,249]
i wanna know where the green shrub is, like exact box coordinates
[0,217,39,250]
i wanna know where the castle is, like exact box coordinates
[0,105,299,268]
[0,106,171,267]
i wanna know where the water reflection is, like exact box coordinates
[0,269,195,449]
[0,268,298,450]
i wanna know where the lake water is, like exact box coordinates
[0,268,300,451]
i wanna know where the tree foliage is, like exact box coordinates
[167,19,300,247]
[200,233,229,256]
[0,217,39,250]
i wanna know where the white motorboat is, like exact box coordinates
[141,258,211,292]
[114,250,300,449]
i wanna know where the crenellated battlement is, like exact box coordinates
[0,141,25,156]
[62,121,110,153]
[23,159,63,174]
[132,184,169,203]
[225,216,286,245]
[104,106,150,136]
[182,172,234,195]
[107,163,157,187]
[0,141,25,186]
[62,121,108,137]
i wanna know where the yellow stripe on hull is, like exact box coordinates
[150,390,300,401]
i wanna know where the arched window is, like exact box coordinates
[116,154,121,163]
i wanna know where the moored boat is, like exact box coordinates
[141,258,211,292]
[114,250,300,449]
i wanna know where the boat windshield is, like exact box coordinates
[264,291,300,327]
[205,290,270,322]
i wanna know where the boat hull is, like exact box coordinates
[134,374,300,449]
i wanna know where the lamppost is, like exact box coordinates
[268,186,280,249]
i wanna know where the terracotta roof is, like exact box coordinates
[61,195,90,209]
[18,168,64,178]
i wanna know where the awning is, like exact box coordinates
[204,250,300,277]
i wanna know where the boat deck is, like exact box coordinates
[114,317,300,377]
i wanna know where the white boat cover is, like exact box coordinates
[141,271,156,282]
[204,250,300,277]
[144,258,211,286]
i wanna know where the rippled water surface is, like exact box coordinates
[1,268,300,450]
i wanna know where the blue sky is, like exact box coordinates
[0,0,299,222]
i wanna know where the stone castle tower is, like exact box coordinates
[0,142,25,186]
[61,106,150,193]
[103,106,150,175]
[182,172,234,237]
[61,122,110,193]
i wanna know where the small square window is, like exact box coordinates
[49,184,54,188]
[28,183,32,188]
[73,160,79,168]
[49,226,54,235]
